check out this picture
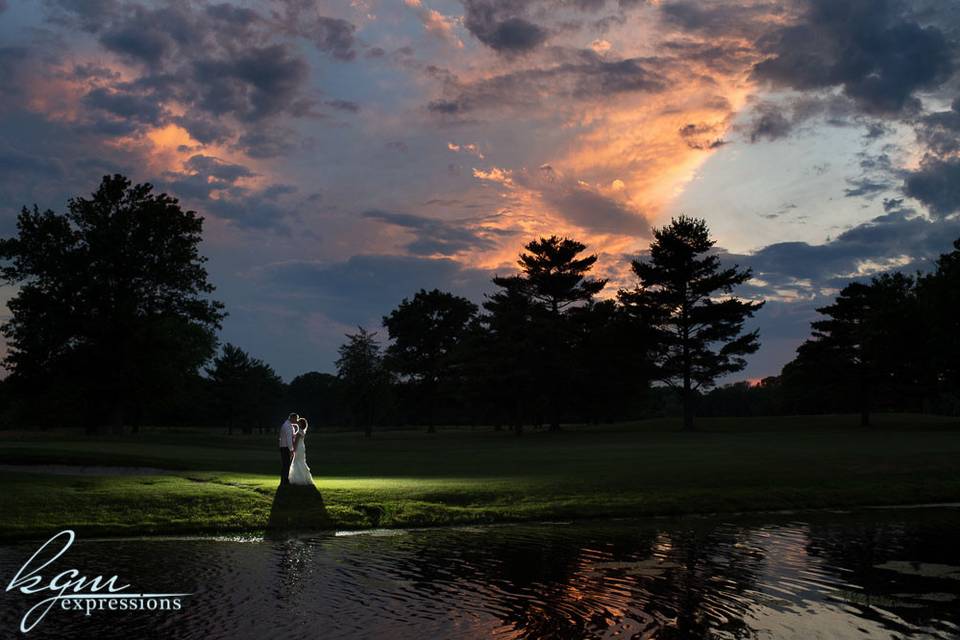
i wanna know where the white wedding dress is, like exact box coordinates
[288,434,314,486]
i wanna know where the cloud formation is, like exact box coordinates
[3,0,960,380]
[752,0,954,115]
[462,0,549,54]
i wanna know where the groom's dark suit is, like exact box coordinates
[279,447,291,484]
[279,419,296,484]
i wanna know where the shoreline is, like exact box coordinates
[3,417,960,543]
[3,499,960,545]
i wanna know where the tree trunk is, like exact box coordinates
[858,365,871,428]
[681,298,695,432]
[681,389,696,432]
[681,362,696,431]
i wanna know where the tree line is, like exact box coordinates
[3,175,955,434]
[336,218,763,434]
[0,176,764,433]
[701,241,960,425]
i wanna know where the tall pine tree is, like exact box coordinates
[620,217,762,431]
[492,236,607,431]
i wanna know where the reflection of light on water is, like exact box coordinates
[335,528,409,538]
[2,510,959,639]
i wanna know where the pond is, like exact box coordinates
[1,506,958,639]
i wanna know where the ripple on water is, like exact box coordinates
[1,508,959,639]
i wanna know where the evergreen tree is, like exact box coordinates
[620,217,763,431]
[569,299,652,424]
[492,236,607,431]
[206,344,284,435]
[287,372,347,427]
[336,328,390,436]
[787,273,919,426]
[479,275,539,434]
[919,238,960,407]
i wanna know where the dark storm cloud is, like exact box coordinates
[306,16,358,61]
[170,114,233,145]
[269,1,358,61]
[0,109,143,237]
[904,155,960,218]
[362,209,508,256]
[184,154,256,183]
[740,94,865,143]
[235,128,299,159]
[152,154,296,232]
[190,44,310,122]
[540,183,649,235]
[727,209,960,292]
[264,254,493,324]
[752,0,955,115]
[660,0,780,39]
[39,0,359,147]
[843,178,890,198]
[200,193,294,233]
[463,0,549,54]
[747,108,792,143]
[99,4,203,66]
[83,87,166,125]
[427,50,665,115]
[915,98,960,157]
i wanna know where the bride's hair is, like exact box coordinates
[297,417,308,432]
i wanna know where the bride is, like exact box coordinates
[288,417,314,486]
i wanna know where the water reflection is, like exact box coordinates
[1,507,958,639]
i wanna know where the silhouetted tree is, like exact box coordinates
[919,238,960,411]
[287,371,347,428]
[569,299,652,423]
[0,175,224,432]
[620,217,763,431]
[699,377,784,417]
[383,289,478,433]
[206,344,284,434]
[478,276,539,434]
[785,273,919,426]
[336,328,390,436]
[494,236,607,431]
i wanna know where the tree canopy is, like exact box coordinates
[0,174,224,431]
[620,216,763,431]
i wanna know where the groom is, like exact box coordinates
[278,413,300,485]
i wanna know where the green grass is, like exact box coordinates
[1,413,960,539]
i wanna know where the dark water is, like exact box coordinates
[2,507,959,640]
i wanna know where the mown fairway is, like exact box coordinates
[2,413,959,539]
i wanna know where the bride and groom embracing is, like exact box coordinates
[279,412,314,486]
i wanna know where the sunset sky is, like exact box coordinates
[2,0,960,381]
